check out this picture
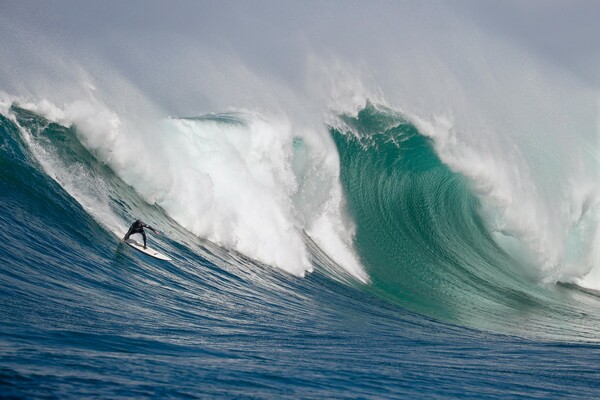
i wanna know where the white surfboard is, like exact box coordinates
[123,238,172,261]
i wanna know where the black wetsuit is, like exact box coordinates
[123,220,156,247]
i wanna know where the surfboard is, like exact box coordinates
[123,238,172,261]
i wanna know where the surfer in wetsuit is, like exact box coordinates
[121,220,159,249]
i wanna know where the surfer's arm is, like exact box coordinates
[145,224,159,235]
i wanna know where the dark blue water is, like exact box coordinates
[2,107,600,399]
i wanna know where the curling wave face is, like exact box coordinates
[331,103,600,339]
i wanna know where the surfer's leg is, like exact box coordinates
[141,231,147,248]
[123,227,134,241]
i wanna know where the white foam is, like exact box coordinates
[9,93,367,279]
[153,114,311,276]
[10,106,127,237]
[141,114,367,279]
[0,92,13,116]
[411,106,600,287]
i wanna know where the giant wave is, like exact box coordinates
[3,98,600,341]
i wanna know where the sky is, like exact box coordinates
[462,0,600,86]
[1,1,598,119]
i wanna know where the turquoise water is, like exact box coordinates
[333,103,600,339]
[2,105,600,398]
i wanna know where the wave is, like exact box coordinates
[331,102,600,337]
[4,99,600,340]
[2,100,366,281]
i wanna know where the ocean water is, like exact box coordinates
[2,2,600,399]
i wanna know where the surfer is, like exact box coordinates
[121,220,159,249]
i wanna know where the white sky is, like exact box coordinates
[1,1,598,116]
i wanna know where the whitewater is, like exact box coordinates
[2,1,600,398]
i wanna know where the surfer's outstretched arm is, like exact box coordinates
[144,224,159,235]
